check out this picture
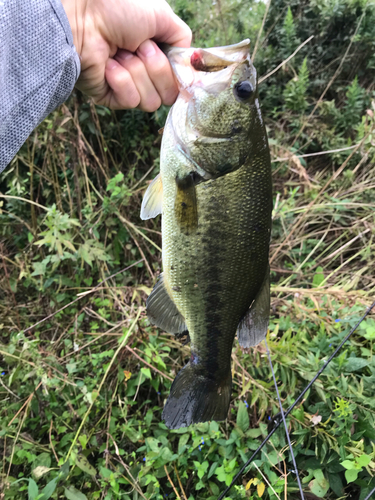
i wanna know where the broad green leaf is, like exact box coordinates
[313,266,325,286]
[215,465,226,483]
[207,462,218,479]
[340,460,355,470]
[209,481,220,496]
[28,478,38,500]
[75,455,97,476]
[78,435,88,450]
[39,477,58,500]
[197,461,209,479]
[357,454,371,467]
[328,472,344,497]
[236,401,249,433]
[309,469,329,498]
[64,486,88,500]
[195,480,205,490]
[345,468,358,483]
[178,434,190,455]
[146,437,160,453]
[58,461,70,480]
[141,367,152,379]
[344,358,369,372]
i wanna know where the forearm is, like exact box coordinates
[0,0,81,173]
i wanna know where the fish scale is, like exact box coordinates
[141,39,272,429]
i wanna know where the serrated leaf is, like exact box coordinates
[64,486,88,500]
[28,478,38,500]
[236,401,249,432]
[63,240,76,252]
[75,455,97,476]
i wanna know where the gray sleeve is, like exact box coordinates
[0,0,81,173]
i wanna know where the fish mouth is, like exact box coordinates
[159,39,251,90]
[160,39,250,71]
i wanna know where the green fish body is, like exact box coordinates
[141,40,272,429]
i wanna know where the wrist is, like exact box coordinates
[61,0,88,56]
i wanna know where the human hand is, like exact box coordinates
[61,0,191,111]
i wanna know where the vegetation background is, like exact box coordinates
[1,0,375,498]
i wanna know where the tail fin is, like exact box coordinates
[162,363,232,429]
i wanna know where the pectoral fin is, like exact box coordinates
[175,174,198,235]
[140,174,163,220]
[237,266,270,348]
[147,273,187,335]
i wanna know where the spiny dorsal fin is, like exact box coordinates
[147,273,187,335]
[175,174,198,235]
[140,173,163,220]
[237,266,270,348]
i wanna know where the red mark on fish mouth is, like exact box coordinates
[190,50,205,71]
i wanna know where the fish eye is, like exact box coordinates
[234,81,254,100]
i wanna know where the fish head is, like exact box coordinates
[164,40,263,178]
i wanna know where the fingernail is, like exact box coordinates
[117,49,134,61]
[138,40,156,58]
[106,59,118,71]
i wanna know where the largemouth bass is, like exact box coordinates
[141,39,272,430]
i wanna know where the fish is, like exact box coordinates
[140,39,272,430]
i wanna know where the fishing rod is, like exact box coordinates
[364,484,375,500]
[218,299,375,500]
[265,339,305,499]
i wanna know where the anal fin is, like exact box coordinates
[146,273,187,335]
[237,266,270,348]
[140,173,163,220]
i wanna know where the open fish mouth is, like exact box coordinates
[162,39,250,70]
[159,39,251,90]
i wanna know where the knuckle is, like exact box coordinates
[141,94,162,113]
[126,89,141,108]
[147,56,170,79]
